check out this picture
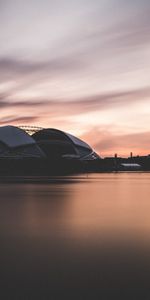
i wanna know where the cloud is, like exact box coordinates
[0,115,39,125]
[0,86,150,114]
[1,0,150,152]
[0,56,85,80]
[0,96,51,109]
[81,127,150,157]
[0,0,150,98]
[91,1,150,49]
[105,10,150,51]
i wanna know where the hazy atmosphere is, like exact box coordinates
[1,0,150,156]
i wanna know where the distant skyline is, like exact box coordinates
[1,0,150,156]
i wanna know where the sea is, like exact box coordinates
[0,173,150,299]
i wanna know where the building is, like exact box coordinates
[0,125,44,158]
[32,128,99,161]
[0,125,100,175]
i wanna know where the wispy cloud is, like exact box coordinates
[0,0,150,155]
[0,86,150,113]
[0,115,39,125]
[81,128,150,157]
[0,56,85,80]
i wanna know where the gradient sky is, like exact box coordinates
[0,0,150,156]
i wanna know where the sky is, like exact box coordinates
[0,0,150,157]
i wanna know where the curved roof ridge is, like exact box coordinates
[0,125,36,148]
[33,127,92,150]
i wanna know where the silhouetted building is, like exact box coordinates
[119,163,141,171]
[32,128,99,161]
[0,125,100,176]
[0,126,44,158]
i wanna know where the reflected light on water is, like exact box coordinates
[1,173,150,299]
[0,173,150,242]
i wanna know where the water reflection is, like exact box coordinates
[0,183,72,237]
[1,173,150,299]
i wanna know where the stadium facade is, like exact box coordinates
[0,125,101,175]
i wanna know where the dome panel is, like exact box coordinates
[66,133,91,150]
[0,126,36,148]
[32,128,96,160]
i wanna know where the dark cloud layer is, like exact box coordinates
[0,0,150,155]
[0,56,85,79]
[0,86,150,114]
[1,2,150,81]
[0,115,38,125]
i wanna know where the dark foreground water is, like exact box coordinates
[1,173,150,299]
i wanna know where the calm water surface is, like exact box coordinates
[0,173,150,299]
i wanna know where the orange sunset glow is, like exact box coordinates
[1,0,150,157]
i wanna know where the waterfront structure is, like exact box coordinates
[119,163,141,171]
[1,125,149,175]
[0,125,100,175]
[32,128,99,161]
[0,126,44,158]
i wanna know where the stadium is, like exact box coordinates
[0,125,101,175]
